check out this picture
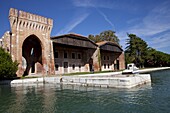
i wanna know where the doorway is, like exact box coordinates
[22,35,42,76]
[89,58,93,72]
[64,62,68,73]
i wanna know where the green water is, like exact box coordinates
[0,70,170,113]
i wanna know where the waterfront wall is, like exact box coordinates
[2,67,170,88]
[9,74,151,89]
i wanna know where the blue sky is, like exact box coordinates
[1,0,170,54]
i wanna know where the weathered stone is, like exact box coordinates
[0,8,125,77]
[6,8,55,77]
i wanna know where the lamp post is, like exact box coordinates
[9,31,12,55]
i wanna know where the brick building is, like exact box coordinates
[0,8,125,77]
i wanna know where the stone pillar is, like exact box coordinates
[119,52,125,70]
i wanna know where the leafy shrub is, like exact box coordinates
[0,47,18,79]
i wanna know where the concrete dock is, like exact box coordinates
[60,74,151,88]
[7,67,170,88]
[9,74,151,88]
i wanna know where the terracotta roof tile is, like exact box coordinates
[96,41,108,46]
[96,41,123,51]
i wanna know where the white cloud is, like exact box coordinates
[71,0,170,53]
[118,1,170,52]
[72,0,141,11]
[72,0,113,9]
[56,13,89,35]
[72,0,116,30]
[149,32,170,49]
[127,1,170,37]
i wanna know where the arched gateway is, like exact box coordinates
[8,8,55,76]
[22,35,43,76]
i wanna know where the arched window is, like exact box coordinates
[55,64,59,71]
[72,64,75,70]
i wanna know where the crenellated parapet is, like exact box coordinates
[9,8,53,32]
[7,8,55,77]
[9,8,18,17]
[18,10,48,24]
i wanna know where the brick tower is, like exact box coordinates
[8,8,55,77]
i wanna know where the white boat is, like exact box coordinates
[122,63,139,74]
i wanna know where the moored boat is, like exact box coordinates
[122,63,139,74]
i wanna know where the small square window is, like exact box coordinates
[104,56,106,60]
[104,64,106,69]
[78,53,81,59]
[72,53,75,59]
[54,52,58,58]
[108,64,110,69]
[72,64,75,70]
[107,56,109,60]
[55,64,59,71]
[64,52,67,58]
[79,65,81,72]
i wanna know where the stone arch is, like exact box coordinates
[22,34,43,76]
[9,8,55,77]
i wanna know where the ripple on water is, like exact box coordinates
[0,70,170,113]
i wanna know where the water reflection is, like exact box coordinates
[8,84,56,113]
[1,69,170,113]
[11,82,152,93]
[4,83,152,113]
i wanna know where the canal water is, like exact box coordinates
[0,70,170,113]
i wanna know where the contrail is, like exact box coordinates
[56,13,89,35]
[95,7,116,30]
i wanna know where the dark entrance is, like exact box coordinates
[114,60,119,70]
[22,35,42,76]
[64,62,68,73]
[89,58,93,72]
[117,60,119,70]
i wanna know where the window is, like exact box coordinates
[72,64,75,70]
[108,64,110,69]
[78,53,81,59]
[79,65,81,72]
[104,64,106,69]
[64,52,67,58]
[72,53,75,59]
[55,64,59,71]
[107,56,109,60]
[54,51,58,58]
[104,56,106,60]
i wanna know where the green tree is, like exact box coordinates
[125,34,148,68]
[99,30,120,44]
[88,30,120,45]
[125,34,170,68]
[88,34,95,42]
[0,47,18,79]
[145,47,170,67]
